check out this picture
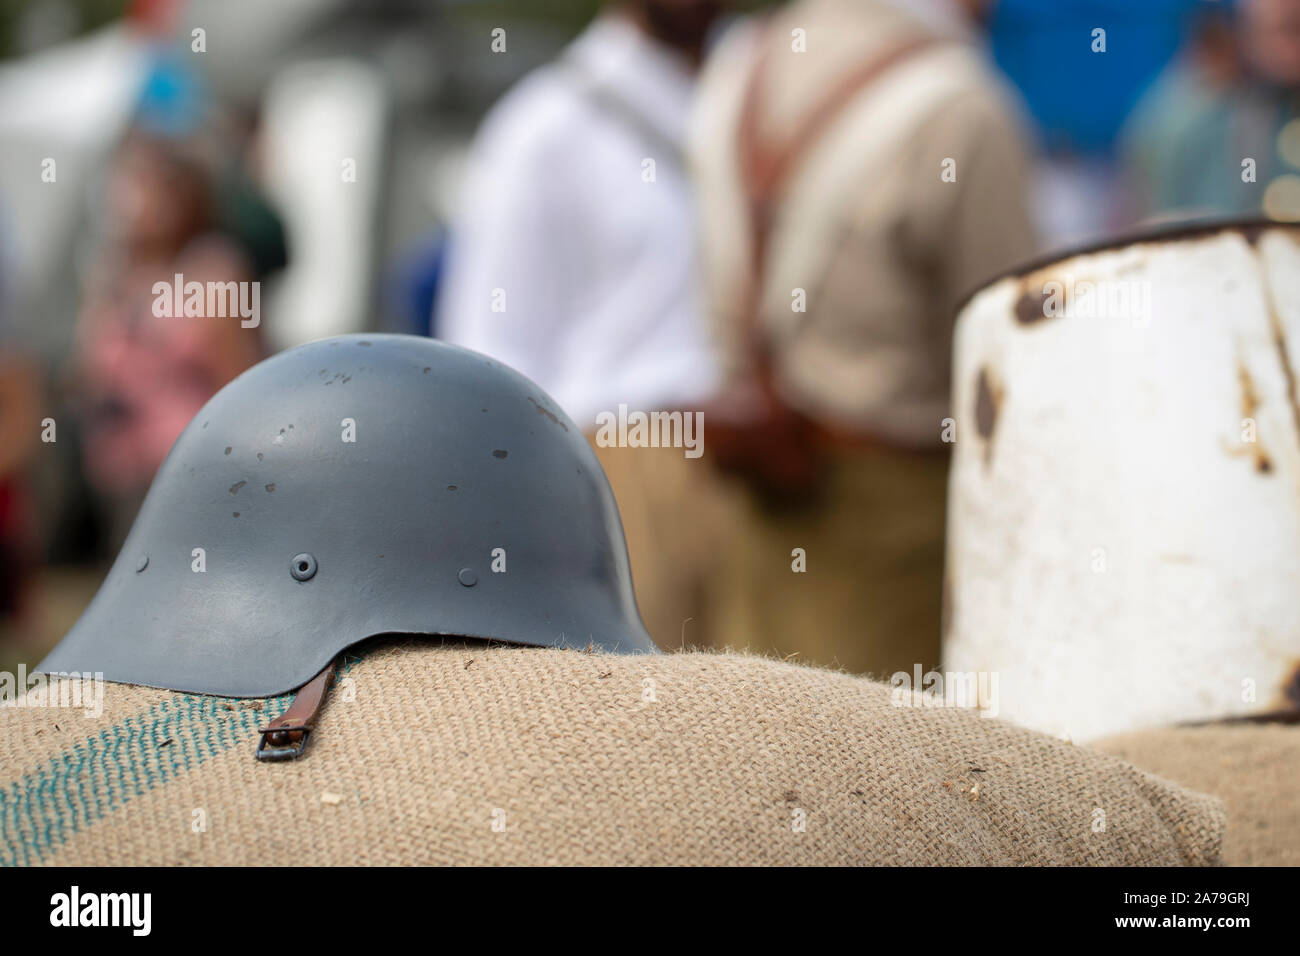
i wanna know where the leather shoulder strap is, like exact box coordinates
[733,27,943,366]
[737,28,941,219]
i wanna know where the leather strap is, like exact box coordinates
[256,660,337,762]
[734,28,942,376]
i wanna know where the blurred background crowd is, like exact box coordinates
[2,0,1299,680]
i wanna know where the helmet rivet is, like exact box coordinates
[291,553,317,581]
[458,568,478,587]
[135,554,149,573]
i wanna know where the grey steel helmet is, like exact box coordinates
[40,334,657,700]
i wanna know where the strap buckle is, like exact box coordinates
[254,659,337,762]
[256,724,312,762]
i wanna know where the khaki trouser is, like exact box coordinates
[589,439,738,651]
[714,446,949,680]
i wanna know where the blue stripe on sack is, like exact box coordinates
[0,690,291,867]
[0,651,368,866]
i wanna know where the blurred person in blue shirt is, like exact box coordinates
[1123,0,1300,220]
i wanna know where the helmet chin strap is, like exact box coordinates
[255,659,338,762]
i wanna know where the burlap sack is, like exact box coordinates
[1093,723,1298,867]
[2,642,1223,866]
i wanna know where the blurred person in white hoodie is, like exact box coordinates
[436,1,733,651]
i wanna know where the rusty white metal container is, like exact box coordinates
[945,220,1300,741]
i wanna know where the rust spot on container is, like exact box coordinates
[1237,223,1266,246]
[1274,324,1300,443]
[1013,279,1061,326]
[1236,363,1274,474]
[1284,661,1300,710]
[1239,363,1260,419]
[974,367,1003,467]
[492,449,508,459]
[974,370,998,439]
[229,480,247,496]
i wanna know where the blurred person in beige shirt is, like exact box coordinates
[690,0,1038,677]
